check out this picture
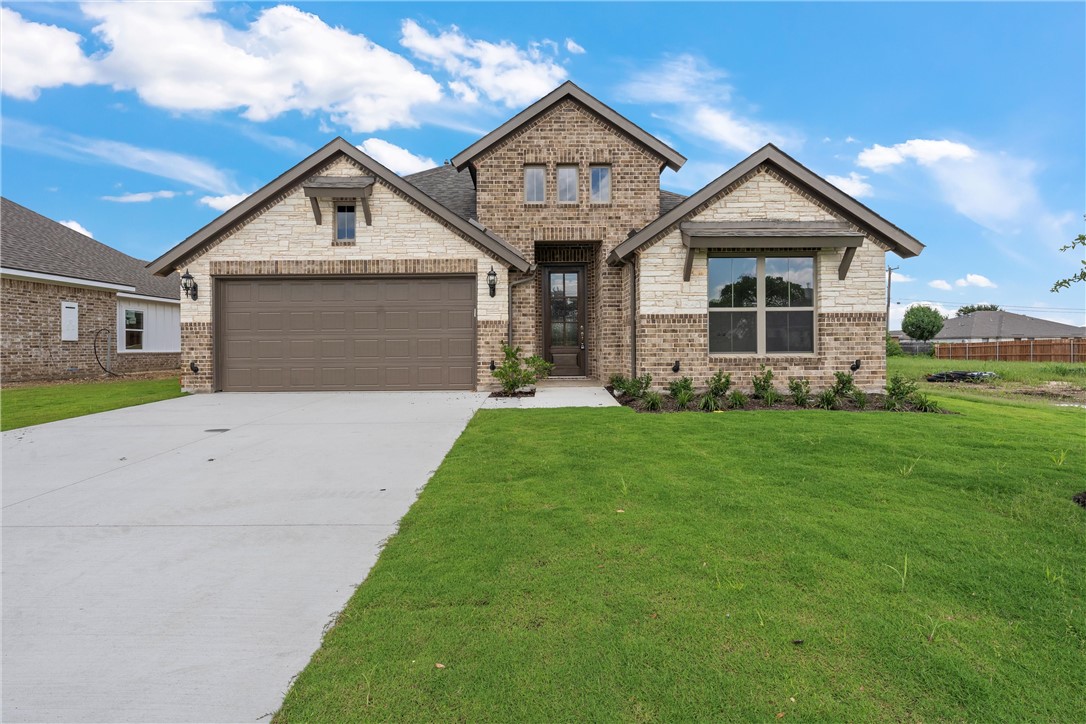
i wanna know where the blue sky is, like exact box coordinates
[2,1,1083,327]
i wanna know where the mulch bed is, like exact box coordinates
[606,387,953,414]
[488,389,536,398]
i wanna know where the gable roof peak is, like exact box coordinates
[450,82,686,172]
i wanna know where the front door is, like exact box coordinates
[543,266,586,376]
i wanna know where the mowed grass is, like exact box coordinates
[277,398,1086,722]
[1,376,185,430]
[889,355,1086,390]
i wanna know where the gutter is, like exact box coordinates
[508,265,536,346]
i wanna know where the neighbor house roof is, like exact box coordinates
[406,163,688,219]
[609,144,925,265]
[148,137,531,275]
[934,311,1086,340]
[1,197,179,300]
[450,81,687,173]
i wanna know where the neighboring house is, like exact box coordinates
[149,82,923,394]
[932,311,1086,343]
[1,197,181,382]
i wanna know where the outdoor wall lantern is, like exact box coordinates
[180,269,198,300]
[489,360,496,371]
[672,360,681,373]
[486,266,497,297]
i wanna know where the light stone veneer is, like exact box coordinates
[179,157,508,326]
[638,170,886,314]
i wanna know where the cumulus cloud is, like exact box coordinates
[955,273,997,288]
[928,279,953,291]
[0,8,97,99]
[890,271,914,283]
[857,139,976,172]
[357,138,436,175]
[3,4,443,133]
[101,190,177,203]
[565,38,585,55]
[400,19,567,108]
[59,220,93,237]
[199,193,250,212]
[684,106,798,155]
[826,171,873,198]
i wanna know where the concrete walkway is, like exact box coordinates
[480,382,620,409]
[1,391,486,723]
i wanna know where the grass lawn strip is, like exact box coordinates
[1,377,185,431]
[276,395,1085,721]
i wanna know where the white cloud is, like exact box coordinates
[826,171,873,198]
[890,301,954,332]
[101,190,177,203]
[844,136,859,144]
[891,271,914,283]
[400,19,567,108]
[59,219,93,237]
[4,4,442,133]
[357,138,436,175]
[955,273,997,288]
[565,38,585,55]
[857,139,976,172]
[928,279,953,291]
[685,106,797,155]
[2,118,240,194]
[0,8,97,100]
[199,193,249,211]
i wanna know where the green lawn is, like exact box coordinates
[889,356,1086,391]
[277,397,1085,722]
[1,377,185,431]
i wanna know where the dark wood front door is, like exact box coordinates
[543,266,586,376]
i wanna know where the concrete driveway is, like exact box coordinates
[2,391,486,723]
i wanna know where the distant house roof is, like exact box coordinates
[934,311,1086,340]
[405,163,687,219]
[1,197,178,300]
[450,81,687,173]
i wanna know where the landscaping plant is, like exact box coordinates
[788,377,811,407]
[674,388,696,410]
[751,365,774,398]
[642,391,663,411]
[707,370,732,398]
[727,390,748,409]
[831,371,855,397]
[667,377,694,397]
[816,389,838,410]
[492,343,554,394]
[698,392,720,412]
[762,389,782,407]
[851,389,869,410]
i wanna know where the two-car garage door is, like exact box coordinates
[217,277,475,391]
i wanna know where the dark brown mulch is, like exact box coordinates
[1073,491,1086,509]
[488,389,536,398]
[606,387,953,414]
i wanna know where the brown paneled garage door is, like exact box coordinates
[217,277,476,391]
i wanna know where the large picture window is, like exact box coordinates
[708,255,815,354]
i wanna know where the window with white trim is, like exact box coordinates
[708,255,815,354]
[124,309,144,350]
[524,166,545,203]
[557,165,578,203]
[336,203,356,241]
[590,165,611,203]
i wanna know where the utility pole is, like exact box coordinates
[886,265,899,333]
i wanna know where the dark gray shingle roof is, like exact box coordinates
[1,197,178,299]
[404,164,687,222]
[934,311,1085,340]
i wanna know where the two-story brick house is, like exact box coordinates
[150,82,923,393]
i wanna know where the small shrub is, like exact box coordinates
[624,373,653,399]
[668,376,694,397]
[751,365,774,398]
[727,390,749,409]
[851,389,869,410]
[492,343,554,394]
[707,370,732,398]
[675,388,695,410]
[762,389,782,407]
[885,375,918,406]
[642,391,663,411]
[910,392,942,413]
[815,389,838,410]
[832,371,855,397]
[699,392,720,412]
[886,334,905,357]
[788,378,811,407]
[609,374,629,391]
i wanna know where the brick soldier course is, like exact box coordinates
[149,81,923,394]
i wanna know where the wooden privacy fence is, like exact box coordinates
[935,338,1086,363]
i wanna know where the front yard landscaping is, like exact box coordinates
[277,394,1085,721]
[1,376,185,431]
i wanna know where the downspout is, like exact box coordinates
[508,265,536,347]
[629,257,638,378]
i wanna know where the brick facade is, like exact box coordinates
[1,278,179,383]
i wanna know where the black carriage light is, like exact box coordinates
[180,269,198,300]
[850,359,862,372]
[489,360,496,371]
[486,266,498,297]
[672,360,681,373]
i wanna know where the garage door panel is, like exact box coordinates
[219,277,475,391]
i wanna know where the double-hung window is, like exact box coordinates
[557,165,578,203]
[336,203,356,241]
[124,309,144,350]
[708,255,815,354]
[524,166,545,203]
[590,165,611,202]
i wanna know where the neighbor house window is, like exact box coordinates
[708,255,815,354]
[336,203,356,241]
[124,309,144,350]
[524,166,545,203]
[590,166,611,203]
[557,165,578,203]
